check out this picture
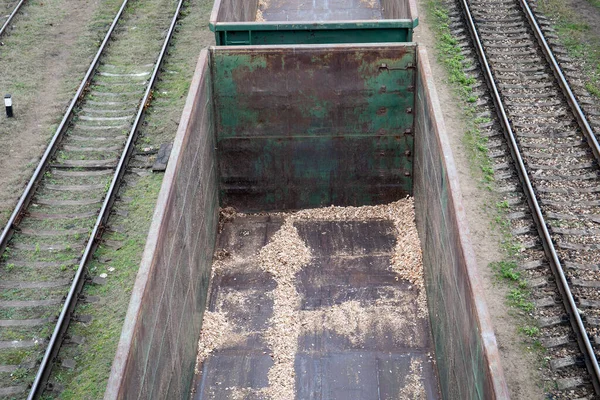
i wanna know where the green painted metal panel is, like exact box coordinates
[212,22,416,45]
[210,44,417,211]
[215,27,413,46]
[219,135,413,211]
[212,46,415,138]
[209,0,418,45]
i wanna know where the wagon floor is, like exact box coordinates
[261,0,383,22]
[193,213,440,399]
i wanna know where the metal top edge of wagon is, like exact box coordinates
[209,0,419,45]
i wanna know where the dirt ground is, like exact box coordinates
[0,0,114,228]
[413,3,547,399]
[568,0,600,41]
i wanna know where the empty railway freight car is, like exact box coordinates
[210,0,418,45]
[105,43,509,399]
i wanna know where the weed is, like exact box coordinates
[531,339,546,353]
[491,260,520,281]
[496,200,510,211]
[520,325,540,338]
[502,240,523,257]
[508,288,534,312]
[586,82,600,98]
[10,367,29,382]
[464,127,494,186]
[493,215,510,229]
[588,0,600,8]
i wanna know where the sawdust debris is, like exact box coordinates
[194,311,245,373]
[398,358,427,399]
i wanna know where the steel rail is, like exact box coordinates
[0,0,26,38]
[27,0,184,396]
[519,0,600,164]
[457,0,600,394]
[0,0,129,256]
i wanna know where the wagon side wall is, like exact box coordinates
[413,47,509,400]
[104,50,219,400]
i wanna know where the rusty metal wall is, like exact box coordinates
[413,47,509,399]
[104,50,219,400]
[211,44,416,211]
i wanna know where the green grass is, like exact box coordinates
[54,174,163,400]
[490,261,535,313]
[426,0,495,187]
[492,260,520,281]
[539,0,600,100]
[507,288,534,313]
[520,326,540,338]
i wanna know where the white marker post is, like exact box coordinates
[4,94,13,118]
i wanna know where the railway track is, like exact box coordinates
[0,0,24,37]
[0,0,183,396]
[448,0,600,397]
